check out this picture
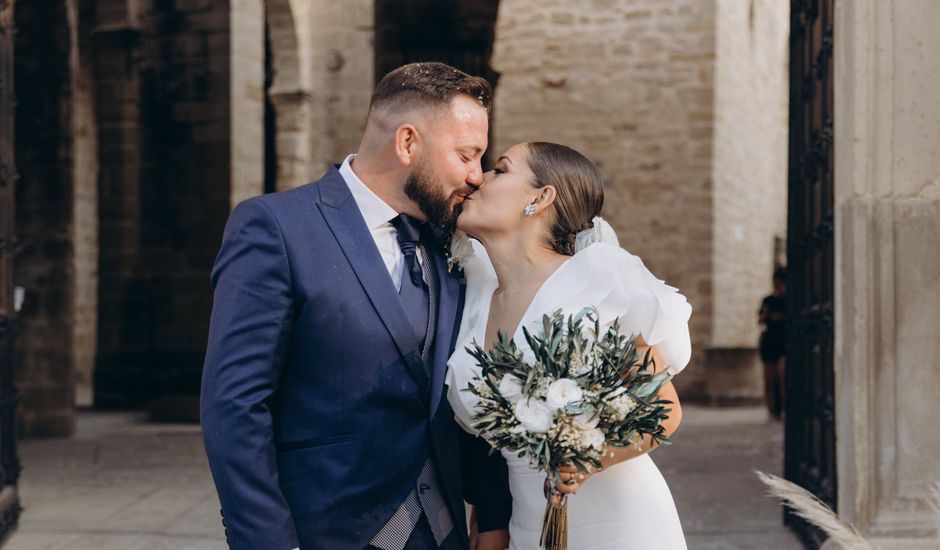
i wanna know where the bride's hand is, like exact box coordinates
[552,462,598,498]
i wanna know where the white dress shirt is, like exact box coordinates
[339,154,424,291]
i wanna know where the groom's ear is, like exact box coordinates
[394,124,421,167]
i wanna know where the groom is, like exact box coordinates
[201,62,511,550]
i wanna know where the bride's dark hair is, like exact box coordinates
[524,142,605,255]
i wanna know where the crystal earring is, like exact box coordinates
[523,204,536,217]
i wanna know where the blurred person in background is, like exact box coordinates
[758,267,787,419]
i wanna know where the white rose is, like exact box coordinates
[447,230,476,271]
[513,398,554,433]
[608,393,638,420]
[581,428,606,450]
[545,378,583,410]
[498,374,524,402]
[573,411,600,430]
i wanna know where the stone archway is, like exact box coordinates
[264,0,312,191]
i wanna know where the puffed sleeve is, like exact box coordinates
[601,244,691,373]
[554,244,693,374]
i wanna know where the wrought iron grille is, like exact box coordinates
[785,0,836,547]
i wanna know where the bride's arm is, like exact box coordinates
[606,337,683,461]
[553,336,683,495]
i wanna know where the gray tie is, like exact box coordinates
[370,242,454,549]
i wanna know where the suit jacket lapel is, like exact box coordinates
[316,169,430,400]
[427,236,461,414]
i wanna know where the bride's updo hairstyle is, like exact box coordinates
[524,142,605,256]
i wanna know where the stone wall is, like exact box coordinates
[92,0,145,409]
[491,0,718,397]
[127,0,239,410]
[73,0,99,408]
[84,0,241,410]
[490,0,790,401]
[712,0,788,347]
[13,0,340,425]
[374,0,500,165]
[706,0,789,401]
[836,0,940,545]
[13,0,84,436]
[307,0,374,176]
[15,0,268,419]
[266,0,315,190]
[230,0,264,206]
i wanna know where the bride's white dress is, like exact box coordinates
[446,242,692,550]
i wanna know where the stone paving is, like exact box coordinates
[5,413,225,550]
[3,405,802,549]
[656,406,803,550]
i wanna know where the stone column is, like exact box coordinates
[835,0,940,546]
[269,89,313,190]
[229,0,264,207]
[266,0,313,190]
[73,0,99,408]
[13,0,92,436]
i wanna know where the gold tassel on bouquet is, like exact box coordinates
[540,478,568,550]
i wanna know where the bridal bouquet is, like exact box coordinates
[465,307,674,550]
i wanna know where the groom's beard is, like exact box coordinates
[404,162,461,233]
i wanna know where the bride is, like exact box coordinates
[446,142,691,549]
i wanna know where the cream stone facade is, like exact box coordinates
[712,0,789,348]
[492,0,790,400]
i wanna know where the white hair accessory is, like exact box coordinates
[574,217,619,253]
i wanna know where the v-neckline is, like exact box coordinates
[480,257,574,350]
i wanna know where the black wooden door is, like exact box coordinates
[0,0,22,539]
[785,0,836,547]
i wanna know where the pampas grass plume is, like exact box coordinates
[755,470,872,550]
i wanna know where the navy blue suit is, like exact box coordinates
[201,168,510,549]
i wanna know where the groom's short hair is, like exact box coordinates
[369,62,493,116]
